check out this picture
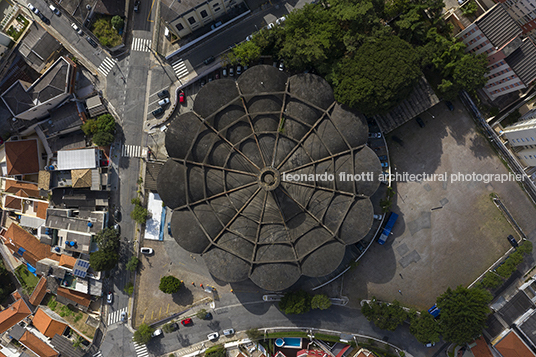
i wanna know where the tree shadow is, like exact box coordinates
[172,287,194,306]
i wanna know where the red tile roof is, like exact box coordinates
[4,196,22,210]
[5,180,41,198]
[56,287,91,307]
[29,277,48,306]
[58,255,76,269]
[32,308,68,338]
[495,331,536,357]
[36,201,48,219]
[2,223,60,266]
[5,139,40,175]
[0,298,32,333]
[19,330,59,357]
[470,336,493,357]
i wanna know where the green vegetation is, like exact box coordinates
[162,322,176,333]
[159,276,182,294]
[89,227,120,271]
[409,312,441,345]
[279,290,312,314]
[380,187,396,213]
[246,328,263,340]
[496,240,533,278]
[205,345,226,357]
[461,0,478,16]
[196,309,209,320]
[124,281,134,295]
[311,294,332,310]
[15,265,39,294]
[133,323,154,344]
[6,15,29,42]
[437,286,492,345]
[126,256,140,272]
[131,204,149,224]
[92,17,122,47]
[231,0,488,115]
[361,299,408,331]
[72,334,85,349]
[82,114,116,146]
[111,16,124,30]
[0,261,15,302]
[481,271,503,289]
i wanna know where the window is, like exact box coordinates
[176,23,184,31]
[200,10,208,18]
[188,16,196,24]
[532,137,535,141]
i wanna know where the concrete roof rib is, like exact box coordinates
[477,4,521,49]
[157,66,381,291]
[506,38,536,86]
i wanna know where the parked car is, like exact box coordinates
[373,214,383,220]
[222,68,228,77]
[223,329,235,336]
[49,5,61,16]
[229,66,234,77]
[38,13,50,24]
[210,21,222,30]
[168,222,172,235]
[71,23,83,35]
[369,132,382,139]
[378,155,388,161]
[416,117,425,128]
[204,56,215,65]
[169,322,179,331]
[246,35,252,41]
[425,342,436,348]
[276,16,286,25]
[445,100,454,111]
[86,36,98,48]
[121,311,127,322]
[279,61,284,71]
[157,89,169,99]
[381,162,388,168]
[113,210,121,222]
[114,223,120,235]
[106,292,113,304]
[507,234,519,248]
[236,65,242,75]
[267,22,275,29]
[207,332,219,341]
[204,312,212,320]
[158,98,170,107]
[27,3,39,14]
[152,329,163,337]
[152,107,164,117]
[134,0,140,12]
[179,91,185,103]
[140,247,154,255]
[181,318,193,326]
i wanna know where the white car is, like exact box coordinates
[140,247,153,255]
[373,214,383,220]
[267,22,275,29]
[207,332,219,341]
[27,3,39,14]
[49,4,61,16]
[276,16,286,25]
[71,23,83,35]
[152,329,163,337]
[223,328,235,336]
[246,35,252,41]
[158,98,170,106]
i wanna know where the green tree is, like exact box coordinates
[95,227,120,251]
[131,205,149,224]
[111,16,124,30]
[133,323,154,344]
[409,311,441,344]
[126,256,140,272]
[89,249,118,271]
[227,41,262,66]
[196,309,208,319]
[205,345,226,357]
[437,286,492,345]
[481,272,503,289]
[159,276,182,294]
[279,290,312,315]
[93,131,115,146]
[332,36,421,115]
[0,261,15,302]
[461,0,478,16]
[81,119,98,135]
[245,328,262,340]
[361,299,408,331]
[311,294,332,310]
[96,114,116,133]
[124,282,134,295]
[72,335,84,349]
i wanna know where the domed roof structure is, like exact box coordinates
[157,65,382,291]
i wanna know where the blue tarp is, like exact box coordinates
[17,247,26,256]
[26,263,37,277]
[159,207,167,241]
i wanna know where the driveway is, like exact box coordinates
[342,99,536,310]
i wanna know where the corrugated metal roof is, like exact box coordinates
[57,148,98,170]
[477,4,521,49]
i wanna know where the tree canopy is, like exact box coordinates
[159,276,182,294]
[437,286,492,345]
[410,311,441,344]
[311,294,332,310]
[279,290,312,315]
[133,323,154,344]
[0,261,15,302]
[361,299,408,331]
[89,249,118,271]
[126,256,140,272]
[95,227,120,251]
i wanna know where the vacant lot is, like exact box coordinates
[343,99,536,309]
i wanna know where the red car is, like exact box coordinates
[181,318,192,326]
[179,92,185,104]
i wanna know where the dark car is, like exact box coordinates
[114,210,121,222]
[204,56,215,65]
[378,155,387,161]
[134,0,140,12]
[168,222,172,235]
[204,312,212,320]
[416,117,425,128]
[181,318,192,326]
[157,90,170,99]
[507,234,519,248]
[152,107,164,116]
[39,13,50,25]
[86,36,98,48]
[445,101,454,111]
[169,322,179,331]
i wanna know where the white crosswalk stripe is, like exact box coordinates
[107,307,128,326]
[133,342,150,357]
[131,37,151,52]
[172,59,189,79]
[93,351,103,357]
[122,145,142,158]
[97,57,117,77]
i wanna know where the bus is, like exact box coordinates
[378,212,399,245]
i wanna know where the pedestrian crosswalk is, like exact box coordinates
[98,57,117,77]
[93,351,103,357]
[121,144,147,158]
[133,342,150,357]
[172,59,189,79]
[131,37,151,52]
[107,306,128,326]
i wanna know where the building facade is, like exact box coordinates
[496,0,536,41]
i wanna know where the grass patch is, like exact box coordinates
[6,15,29,42]
[265,331,308,338]
[45,296,96,339]
[91,15,122,47]
[15,265,39,294]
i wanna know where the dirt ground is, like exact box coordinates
[341,99,536,310]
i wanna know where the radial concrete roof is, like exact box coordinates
[158,65,382,291]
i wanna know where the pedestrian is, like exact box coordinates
[398,290,402,294]
[399,273,403,279]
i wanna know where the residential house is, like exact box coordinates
[0,179,49,229]
[86,95,107,118]
[494,330,536,356]
[29,277,48,306]
[457,4,536,100]
[31,308,67,339]
[18,22,61,73]
[2,138,41,179]
[0,223,60,267]
[469,336,494,357]
[0,297,32,334]
[55,287,91,312]
[18,329,59,357]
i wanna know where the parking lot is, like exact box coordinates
[341,99,536,310]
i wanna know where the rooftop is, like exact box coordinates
[56,287,91,307]
[505,38,536,87]
[494,330,536,357]
[158,66,381,291]
[39,101,83,137]
[0,298,32,333]
[19,330,59,357]
[45,208,104,234]
[32,308,68,339]
[18,22,61,73]
[50,188,109,209]
[497,290,533,326]
[476,4,521,49]
[29,277,48,306]
[518,309,536,348]
[1,223,60,266]
[4,139,40,175]
[57,148,99,171]
[159,0,206,23]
